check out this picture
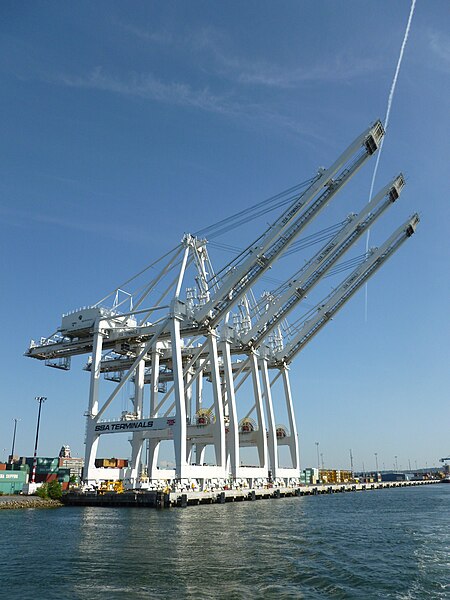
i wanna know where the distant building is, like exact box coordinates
[58,445,84,480]
[59,445,72,459]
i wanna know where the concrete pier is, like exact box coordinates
[62,479,440,509]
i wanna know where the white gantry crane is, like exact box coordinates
[26,120,419,489]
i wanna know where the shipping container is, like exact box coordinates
[381,472,407,482]
[0,469,28,494]
[95,458,128,468]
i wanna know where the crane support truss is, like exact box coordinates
[25,121,419,489]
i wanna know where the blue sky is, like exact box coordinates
[1,1,449,471]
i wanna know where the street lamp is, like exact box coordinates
[31,397,47,484]
[394,455,398,471]
[374,452,379,473]
[320,452,324,470]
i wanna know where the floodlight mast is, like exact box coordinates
[194,120,385,328]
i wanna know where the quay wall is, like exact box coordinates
[62,479,441,509]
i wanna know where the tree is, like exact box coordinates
[47,480,62,500]
[35,481,62,500]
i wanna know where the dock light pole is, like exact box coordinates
[10,418,19,463]
[31,397,47,484]
[394,455,398,472]
[374,452,378,473]
[315,442,320,472]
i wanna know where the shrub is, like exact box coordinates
[47,480,62,500]
[34,481,62,500]
[35,483,49,498]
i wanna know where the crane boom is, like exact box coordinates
[241,174,405,348]
[194,120,385,328]
[273,213,419,365]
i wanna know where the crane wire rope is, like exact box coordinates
[208,219,347,257]
[250,252,369,323]
[94,243,183,307]
[102,175,319,305]
[200,176,321,287]
[92,177,318,310]
[194,176,318,239]
[283,252,370,338]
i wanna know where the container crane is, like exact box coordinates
[23,119,421,490]
[25,120,384,364]
[194,120,384,328]
[273,214,419,366]
[228,213,419,479]
[240,174,405,350]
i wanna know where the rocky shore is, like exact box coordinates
[0,496,63,509]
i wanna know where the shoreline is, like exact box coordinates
[0,496,63,510]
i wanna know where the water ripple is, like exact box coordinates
[0,486,448,599]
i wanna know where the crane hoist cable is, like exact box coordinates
[249,252,369,320]
[280,252,370,337]
[94,243,183,307]
[282,220,348,257]
[207,218,349,292]
[195,175,318,239]
[203,178,322,288]
[324,252,370,278]
[208,218,347,258]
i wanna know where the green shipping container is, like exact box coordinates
[0,470,28,495]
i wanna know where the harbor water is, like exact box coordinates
[1,485,448,599]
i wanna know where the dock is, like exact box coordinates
[62,479,441,509]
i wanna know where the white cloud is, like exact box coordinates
[54,66,325,144]
[215,52,378,89]
[120,22,378,89]
[121,24,174,45]
[429,31,450,67]
[0,204,152,246]
[58,67,237,116]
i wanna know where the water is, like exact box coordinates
[1,485,448,599]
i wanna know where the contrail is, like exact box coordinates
[365,0,417,321]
